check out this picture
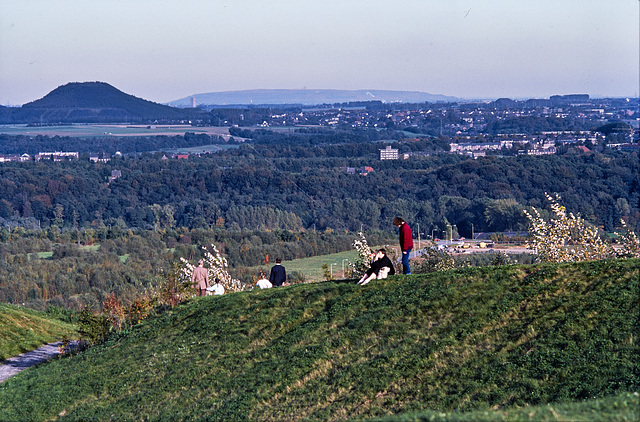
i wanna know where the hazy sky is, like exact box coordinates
[1,0,638,105]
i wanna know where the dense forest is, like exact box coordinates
[0,140,636,235]
[0,132,227,155]
[0,228,391,311]
[0,126,637,311]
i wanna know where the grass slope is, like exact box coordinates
[372,391,639,421]
[0,259,637,421]
[0,304,77,360]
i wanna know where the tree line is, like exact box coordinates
[0,143,637,236]
[0,227,390,311]
[0,132,227,155]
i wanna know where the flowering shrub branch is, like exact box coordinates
[524,193,640,262]
[179,244,247,293]
[350,231,373,278]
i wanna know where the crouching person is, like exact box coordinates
[357,249,395,285]
[206,278,225,296]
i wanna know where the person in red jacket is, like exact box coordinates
[393,217,414,274]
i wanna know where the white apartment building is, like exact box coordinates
[380,145,399,160]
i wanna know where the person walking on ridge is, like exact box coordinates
[191,259,209,297]
[393,217,413,274]
[269,258,287,286]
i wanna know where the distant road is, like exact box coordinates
[406,243,533,259]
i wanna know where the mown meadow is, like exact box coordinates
[0,304,77,360]
[0,258,637,421]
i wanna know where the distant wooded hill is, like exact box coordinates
[168,88,459,107]
[0,82,207,124]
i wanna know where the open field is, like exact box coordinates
[0,124,231,138]
[243,249,359,283]
[280,249,359,281]
[162,143,239,154]
[246,245,397,282]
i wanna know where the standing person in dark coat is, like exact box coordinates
[269,258,287,286]
[393,217,414,274]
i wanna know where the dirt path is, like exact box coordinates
[0,342,77,383]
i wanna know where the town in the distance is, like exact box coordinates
[0,82,637,163]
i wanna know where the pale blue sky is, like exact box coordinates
[1,0,638,105]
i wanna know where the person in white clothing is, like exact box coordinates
[255,271,273,289]
[207,278,225,295]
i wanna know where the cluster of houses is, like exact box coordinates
[0,150,216,164]
[0,153,31,163]
[0,151,79,162]
[341,166,374,176]
[377,129,636,161]
[238,96,639,137]
[0,151,123,181]
[0,151,124,163]
[448,139,558,158]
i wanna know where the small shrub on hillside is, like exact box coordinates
[414,245,456,273]
[322,263,334,281]
[78,292,157,346]
[77,306,110,345]
[613,221,640,258]
[155,262,193,306]
[490,252,513,266]
[289,270,307,284]
[102,293,126,331]
[127,296,153,325]
[350,231,373,277]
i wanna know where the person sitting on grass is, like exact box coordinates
[256,271,273,289]
[206,278,225,295]
[357,248,395,285]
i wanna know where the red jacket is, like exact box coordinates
[399,222,414,251]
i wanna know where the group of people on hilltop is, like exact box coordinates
[190,257,287,295]
[191,217,414,293]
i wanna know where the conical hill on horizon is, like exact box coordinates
[0,82,205,124]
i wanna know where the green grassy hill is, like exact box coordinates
[0,304,77,360]
[0,259,637,421]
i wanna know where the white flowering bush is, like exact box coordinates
[350,231,373,278]
[524,193,640,262]
[612,220,640,258]
[179,244,247,294]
